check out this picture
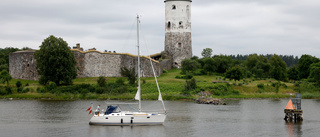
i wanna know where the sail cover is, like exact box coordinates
[135,87,140,100]
[158,92,163,101]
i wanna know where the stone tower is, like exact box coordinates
[164,0,192,68]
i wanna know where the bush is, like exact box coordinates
[257,84,264,89]
[47,82,57,91]
[5,87,12,94]
[25,83,29,86]
[185,78,197,91]
[96,87,106,94]
[22,88,30,93]
[207,83,239,96]
[97,76,106,87]
[0,87,8,95]
[37,87,46,93]
[16,81,22,88]
[163,70,168,73]
[17,87,23,93]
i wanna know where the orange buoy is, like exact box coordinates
[285,99,295,110]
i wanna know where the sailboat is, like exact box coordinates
[89,15,167,125]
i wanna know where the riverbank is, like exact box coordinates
[1,69,320,100]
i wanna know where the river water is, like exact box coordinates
[0,99,319,137]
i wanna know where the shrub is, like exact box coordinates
[25,83,29,86]
[17,87,23,93]
[185,78,197,91]
[22,88,30,93]
[257,84,264,89]
[47,82,57,91]
[97,76,106,87]
[96,87,106,94]
[163,70,168,73]
[37,87,46,93]
[16,81,22,88]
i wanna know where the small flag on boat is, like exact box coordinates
[86,106,91,111]
[89,110,92,115]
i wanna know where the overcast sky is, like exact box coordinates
[1,0,320,58]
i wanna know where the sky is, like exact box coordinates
[1,0,320,58]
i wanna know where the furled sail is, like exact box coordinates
[158,92,163,101]
[135,87,140,101]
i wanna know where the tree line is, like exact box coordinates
[181,48,320,86]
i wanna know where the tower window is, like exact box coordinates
[172,5,176,10]
[167,21,171,29]
[179,21,183,25]
[178,43,182,47]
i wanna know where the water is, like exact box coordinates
[1,99,320,137]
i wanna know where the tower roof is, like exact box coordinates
[164,0,192,2]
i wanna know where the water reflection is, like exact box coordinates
[285,121,303,137]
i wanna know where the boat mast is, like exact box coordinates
[137,15,141,112]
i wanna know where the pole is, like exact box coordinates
[137,15,141,112]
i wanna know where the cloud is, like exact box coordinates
[0,0,319,58]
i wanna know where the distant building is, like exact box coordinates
[164,0,192,68]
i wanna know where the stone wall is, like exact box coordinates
[165,32,192,67]
[9,49,162,80]
[9,50,39,80]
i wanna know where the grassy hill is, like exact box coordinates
[1,69,320,100]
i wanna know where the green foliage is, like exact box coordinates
[34,35,77,86]
[245,54,270,79]
[16,81,22,88]
[308,62,320,86]
[181,59,200,73]
[120,67,137,85]
[212,55,234,74]
[287,65,299,81]
[47,82,57,91]
[207,83,239,96]
[185,78,197,91]
[0,47,20,72]
[97,76,106,87]
[201,48,213,58]
[162,70,168,73]
[269,54,287,81]
[257,83,264,89]
[21,88,30,93]
[225,66,243,82]
[0,70,12,87]
[298,54,320,79]
[203,58,216,75]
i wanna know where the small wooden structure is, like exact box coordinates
[284,94,303,121]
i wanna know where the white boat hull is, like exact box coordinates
[89,111,166,126]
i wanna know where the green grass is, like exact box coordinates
[1,68,320,100]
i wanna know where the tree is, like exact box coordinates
[181,59,200,73]
[298,54,320,79]
[34,35,77,86]
[212,55,233,74]
[225,66,243,83]
[269,54,287,81]
[0,70,12,87]
[287,66,299,81]
[308,62,320,86]
[120,67,137,85]
[203,58,216,75]
[201,48,213,58]
[245,54,270,79]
